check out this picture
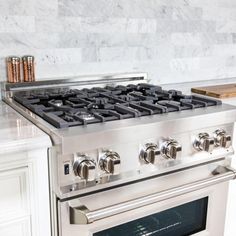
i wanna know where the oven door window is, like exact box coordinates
[94,197,208,236]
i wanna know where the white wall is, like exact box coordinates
[1,0,236,84]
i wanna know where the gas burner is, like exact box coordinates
[88,97,109,108]
[13,83,221,128]
[49,99,63,107]
[74,111,95,121]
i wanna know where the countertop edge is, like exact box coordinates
[0,135,52,155]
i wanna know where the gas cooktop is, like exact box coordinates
[12,83,221,128]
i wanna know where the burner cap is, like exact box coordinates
[50,100,63,107]
[75,111,95,121]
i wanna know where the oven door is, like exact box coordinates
[58,161,236,236]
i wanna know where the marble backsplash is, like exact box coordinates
[1,0,236,84]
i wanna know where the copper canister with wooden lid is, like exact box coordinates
[6,56,21,83]
[22,55,35,82]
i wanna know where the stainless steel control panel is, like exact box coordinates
[58,124,234,197]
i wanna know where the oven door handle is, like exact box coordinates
[69,165,236,224]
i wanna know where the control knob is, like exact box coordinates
[100,151,121,175]
[193,133,215,152]
[140,143,161,164]
[214,129,231,148]
[73,158,96,181]
[161,139,182,159]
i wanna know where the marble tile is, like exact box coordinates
[167,20,215,32]
[113,0,173,18]
[226,56,236,67]
[0,33,60,49]
[217,0,236,8]
[35,61,138,79]
[0,16,35,33]
[202,7,236,21]
[34,0,58,17]
[82,48,98,62]
[198,56,230,69]
[99,47,141,61]
[71,18,157,34]
[187,0,212,7]
[171,32,201,45]
[201,32,234,45]
[174,45,213,57]
[35,48,82,65]
[172,6,202,20]
[59,0,117,17]
[170,58,200,72]
[233,33,236,43]
[35,17,64,33]
[98,44,173,62]
[0,0,34,15]
[59,0,172,18]
[211,44,236,56]
[216,20,236,33]
[58,33,169,48]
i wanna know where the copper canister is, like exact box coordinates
[6,56,21,83]
[22,55,35,82]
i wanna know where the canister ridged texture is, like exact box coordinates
[6,56,21,83]
[22,55,35,82]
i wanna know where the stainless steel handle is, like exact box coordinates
[70,166,236,224]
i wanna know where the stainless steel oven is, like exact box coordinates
[58,159,236,236]
[2,73,236,236]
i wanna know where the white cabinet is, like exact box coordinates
[0,218,31,236]
[0,166,31,236]
[0,167,29,222]
[0,148,51,236]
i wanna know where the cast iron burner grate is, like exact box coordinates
[13,83,222,128]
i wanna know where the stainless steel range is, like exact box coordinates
[2,73,236,236]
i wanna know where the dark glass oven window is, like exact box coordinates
[94,197,208,236]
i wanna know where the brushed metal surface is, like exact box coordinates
[2,73,236,198]
[2,72,148,91]
[58,159,231,236]
[69,165,236,224]
[3,86,236,198]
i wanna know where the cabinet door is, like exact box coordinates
[0,218,31,236]
[0,167,29,222]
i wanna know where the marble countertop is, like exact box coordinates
[0,101,51,154]
[161,77,236,105]
[161,76,236,94]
